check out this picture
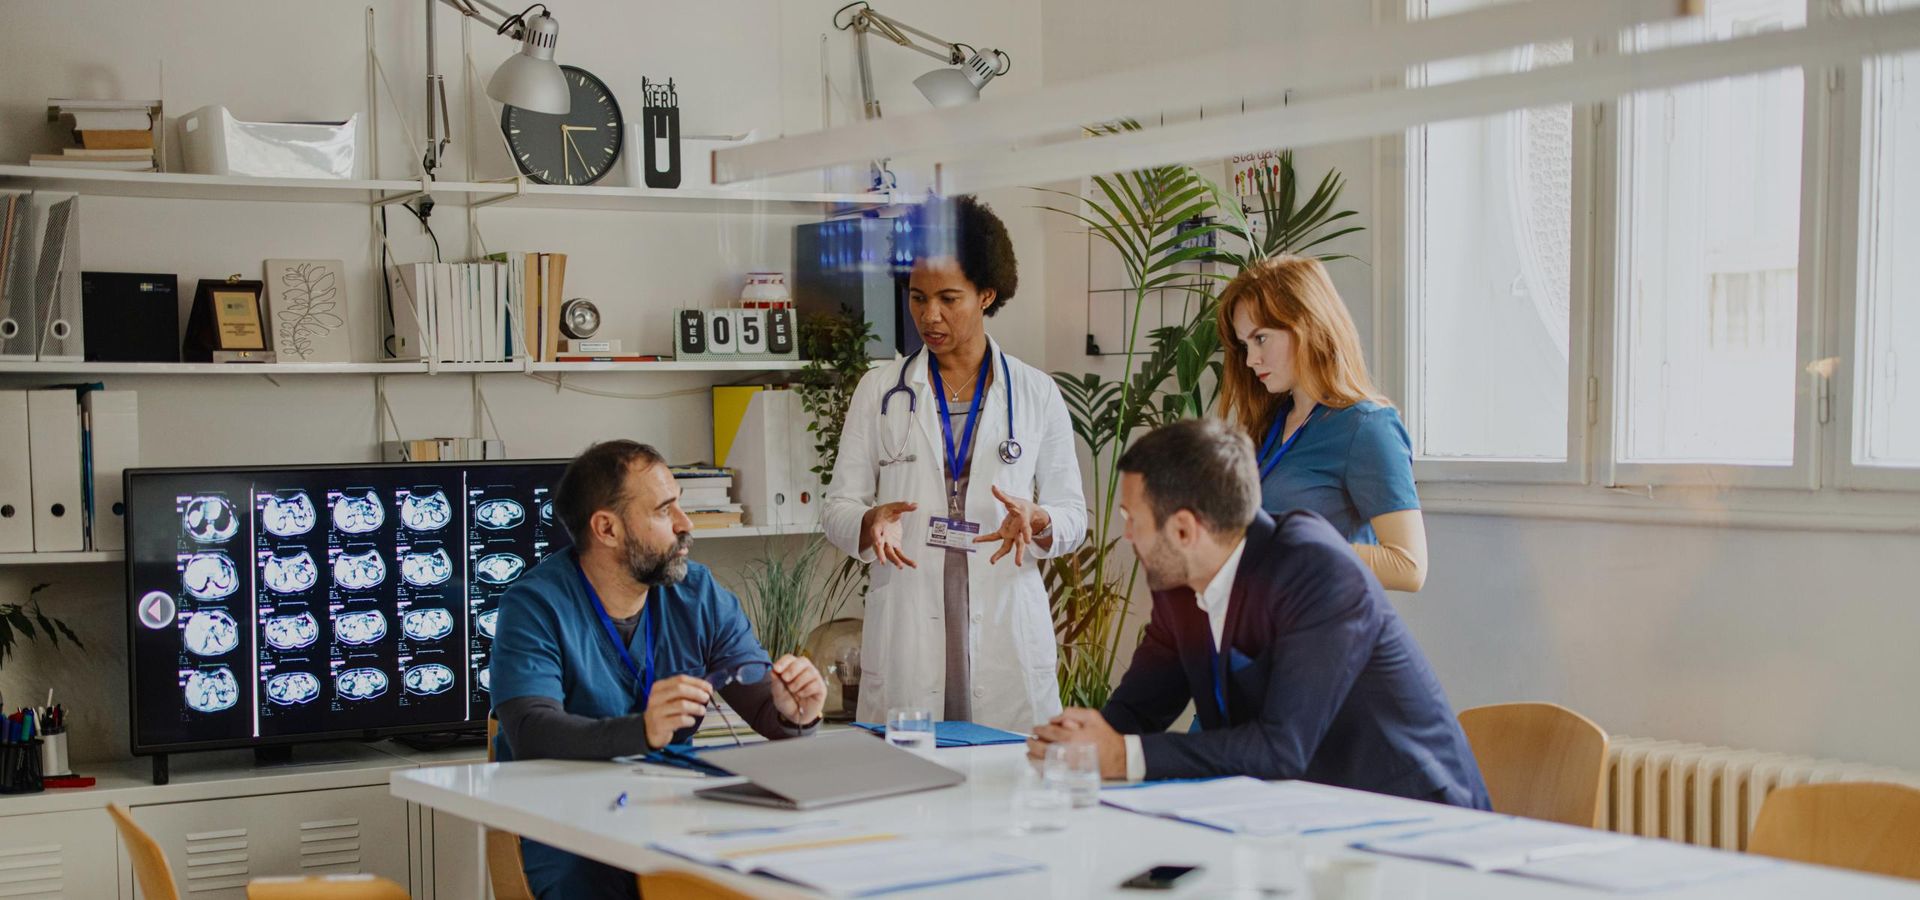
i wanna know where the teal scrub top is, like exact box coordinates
[1257,398,1420,545]
[487,549,772,900]
[487,550,769,761]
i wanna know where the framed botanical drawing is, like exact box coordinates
[264,258,351,363]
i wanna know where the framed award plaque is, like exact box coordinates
[183,277,274,362]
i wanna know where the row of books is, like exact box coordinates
[483,251,571,362]
[30,99,159,172]
[671,464,743,529]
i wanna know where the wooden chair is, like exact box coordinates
[636,869,762,900]
[1457,702,1608,827]
[1748,782,1920,880]
[485,716,538,900]
[106,804,409,900]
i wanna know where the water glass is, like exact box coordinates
[1304,856,1381,900]
[885,707,935,757]
[1043,742,1102,808]
[1008,767,1071,834]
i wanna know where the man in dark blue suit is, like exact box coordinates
[1029,418,1489,808]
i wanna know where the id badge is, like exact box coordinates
[926,516,980,552]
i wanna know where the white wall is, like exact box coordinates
[1036,0,1920,772]
[0,0,1042,763]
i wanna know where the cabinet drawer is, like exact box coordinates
[0,808,120,899]
[130,785,408,900]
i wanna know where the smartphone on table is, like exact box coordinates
[1120,864,1202,890]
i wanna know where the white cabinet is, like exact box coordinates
[127,786,410,900]
[427,809,486,900]
[0,808,121,899]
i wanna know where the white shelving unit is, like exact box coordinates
[0,165,886,215]
[0,359,808,376]
[0,524,816,567]
[0,550,126,565]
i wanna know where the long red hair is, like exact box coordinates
[1215,255,1387,441]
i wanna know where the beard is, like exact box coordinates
[624,529,691,586]
[1137,537,1189,593]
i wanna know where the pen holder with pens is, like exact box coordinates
[40,732,70,779]
[0,740,45,794]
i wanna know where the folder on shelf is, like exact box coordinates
[31,195,83,361]
[26,388,84,552]
[713,386,821,529]
[0,192,40,361]
[0,391,34,552]
[82,390,139,551]
[387,264,428,360]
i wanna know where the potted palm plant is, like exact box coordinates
[1038,140,1362,708]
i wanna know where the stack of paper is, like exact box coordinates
[1101,777,1434,836]
[652,823,1042,897]
[1509,840,1775,893]
[1355,819,1775,893]
[1353,818,1633,871]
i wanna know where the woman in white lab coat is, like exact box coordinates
[823,195,1087,732]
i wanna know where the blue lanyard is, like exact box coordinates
[1258,399,1319,482]
[929,351,993,505]
[575,554,658,703]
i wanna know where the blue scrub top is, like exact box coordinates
[1258,399,1420,544]
[488,550,772,900]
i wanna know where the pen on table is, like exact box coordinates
[610,791,629,812]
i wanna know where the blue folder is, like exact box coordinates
[850,720,1029,748]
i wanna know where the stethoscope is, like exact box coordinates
[878,347,1021,468]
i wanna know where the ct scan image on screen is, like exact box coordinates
[126,460,567,753]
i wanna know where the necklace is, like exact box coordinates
[942,366,980,402]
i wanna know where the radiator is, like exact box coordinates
[1604,736,1920,851]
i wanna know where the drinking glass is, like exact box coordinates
[1043,742,1102,808]
[885,707,935,756]
[1008,766,1071,834]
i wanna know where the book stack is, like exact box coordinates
[670,464,743,530]
[380,438,506,462]
[390,257,562,364]
[33,99,161,172]
[482,251,570,362]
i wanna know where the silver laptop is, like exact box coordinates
[694,731,965,810]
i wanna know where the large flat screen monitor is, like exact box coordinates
[124,460,570,756]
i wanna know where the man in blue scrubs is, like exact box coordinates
[490,440,827,900]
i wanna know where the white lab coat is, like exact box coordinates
[823,338,1087,731]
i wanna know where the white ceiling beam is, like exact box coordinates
[936,6,1920,194]
[713,0,1697,185]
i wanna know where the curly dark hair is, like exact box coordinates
[898,194,1019,315]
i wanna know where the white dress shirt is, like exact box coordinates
[1122,538,1247,782]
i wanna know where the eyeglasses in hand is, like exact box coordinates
[701,662,773,746]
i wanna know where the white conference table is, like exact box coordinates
[392,745,1920,898]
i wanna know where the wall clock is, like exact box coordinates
[501,65,624,186]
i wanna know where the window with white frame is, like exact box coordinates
[1857,9,1920,468]
[1407,0,1574,463]
[1615,0,1807,467]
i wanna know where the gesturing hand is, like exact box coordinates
[861,501,920,569]
[769,654,827,725]
[974,485,1052,566]
[643,674,712,750]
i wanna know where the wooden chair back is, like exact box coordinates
[485,716,537,900]
[108,803,180,900]
[1458,701,1609,827]
[1749,782,1920,880]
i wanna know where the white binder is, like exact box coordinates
[26,388,84,551]
[31,194,82,361]
[0,391,33,552]
[718,388,823,529]
[83,390,139,551]
[0,192,38,361]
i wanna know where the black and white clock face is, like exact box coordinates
[501,65,624,186]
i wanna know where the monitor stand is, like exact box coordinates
[254,745,294,764]
[151,754,168,786]
[391,730,487,752]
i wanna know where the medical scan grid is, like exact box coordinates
[127,462,568,751]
